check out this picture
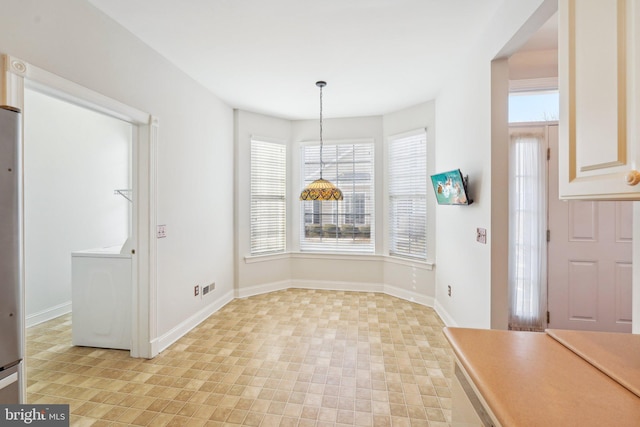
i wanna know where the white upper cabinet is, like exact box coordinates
[559,0,640,199]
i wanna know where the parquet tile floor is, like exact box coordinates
[26,289,454,426]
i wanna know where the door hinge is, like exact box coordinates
[547,230,550,242]
[546,311,550,324]
[547,147,550,160]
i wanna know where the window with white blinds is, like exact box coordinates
[388,130,427,260]
[251,139,286,255]
[300,141,374,253]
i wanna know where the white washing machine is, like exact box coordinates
[71,244,131,350]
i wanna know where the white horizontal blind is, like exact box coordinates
[251,139,286,255]
[300,141,374,253]
[388,130,427,260]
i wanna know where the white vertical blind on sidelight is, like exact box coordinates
[300,141,374,253]
[250,139,286,255]
[388,130,427,260]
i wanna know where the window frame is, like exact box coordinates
[299,139,375,253]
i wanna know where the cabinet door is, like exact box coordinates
[558,0,639,200]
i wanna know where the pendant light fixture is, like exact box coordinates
[299,81,344,201]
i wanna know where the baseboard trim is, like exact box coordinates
[383,284,434,307]
[154,289,235,353]
[237,280,436,309]
[235,280,292,299]
[433,299,457,327]
[291,279,385,293]
[26,301,72,328]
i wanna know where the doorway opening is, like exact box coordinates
[24,88,134,349]
[508,92,633,333]
[2,56,159,401]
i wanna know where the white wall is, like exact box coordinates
[382,102,437,302]
[1,0,235,345]
[234,110,292,295]
[8,0,593,344]
[433,0,554,328]
[235,114,388,296]
[24,89,131,325]
[634,204,640,334]
[289,117,386,291]
[235,108,437,305]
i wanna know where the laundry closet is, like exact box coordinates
[24,88,133,349]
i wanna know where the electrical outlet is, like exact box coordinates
[194,285,199,297]
[448,285,452,297]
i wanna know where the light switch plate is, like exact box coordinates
[476,228,487,244]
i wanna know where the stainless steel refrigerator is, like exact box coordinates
[0,105,23,404]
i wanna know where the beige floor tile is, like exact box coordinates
[26,289,454,426]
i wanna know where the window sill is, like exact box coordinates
[244,252,290,264]
[385,256,434,270]
[291,252,384,262]
[244,251,434,270]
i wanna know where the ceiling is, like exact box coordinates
[87,0,548,120]
[518,11,558,52]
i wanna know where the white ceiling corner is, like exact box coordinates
[88,0,517,120]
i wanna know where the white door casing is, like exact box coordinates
[1,55,158,359]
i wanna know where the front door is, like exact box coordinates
[547,125,633,332]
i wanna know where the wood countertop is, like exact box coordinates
[546,329,640,398]
[444,327,640,427]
